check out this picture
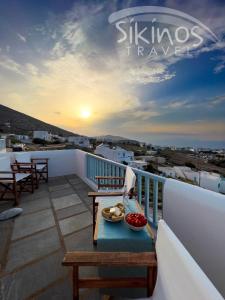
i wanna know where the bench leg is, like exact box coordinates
[73,266,79,300]
[147,265,157,297]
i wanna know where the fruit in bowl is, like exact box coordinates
[125,213,148,231]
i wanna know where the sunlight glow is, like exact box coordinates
[80,109,91,119]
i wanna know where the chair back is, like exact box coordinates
[0,157,12,178]
[123,166,136,195]
[15,152,31,163]
[151,220,224,300]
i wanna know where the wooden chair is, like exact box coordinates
[88,166,136,237]
[62,220,224,300]
[0,157,35,206]
[15,152,49,187]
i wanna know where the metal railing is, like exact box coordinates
[86,153,166,228]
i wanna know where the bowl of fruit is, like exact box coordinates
[125,213,148,231]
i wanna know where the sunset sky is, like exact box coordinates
[0,0,225,147]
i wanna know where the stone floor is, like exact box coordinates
[0,175,101,300]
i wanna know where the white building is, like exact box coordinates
[158,165,223,193]
[95,144,134,163]
[158,166,177,178]
[0,138,6,152]
[68,136,90,148]
[33,131,52,142]
[128,160,148,170]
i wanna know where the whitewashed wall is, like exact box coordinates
[0,150,77,177]
[74,149,97,190]
[163,179,225,297]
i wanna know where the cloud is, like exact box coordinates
[213,56,225,74]
[26,63,39,76]
[0,55,24,75]
[208,94,225,105]
[17,33,27,42]
[164,100,190,109]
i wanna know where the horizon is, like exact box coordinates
[0,1,225,148]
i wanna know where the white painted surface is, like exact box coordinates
[95,143,134,163]
[163,179,225,297]
[128,160,147,169]
[68,136,90,148]
[33,131,52,141]
[0,138,6,152]
[74,149,97,190]
[0,150,77,177]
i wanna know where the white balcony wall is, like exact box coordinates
[0,139,6,152]
[163,178,225,297]
[74,149,97,190]
[0,150,77,177]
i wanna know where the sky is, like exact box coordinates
[0,0,225,148]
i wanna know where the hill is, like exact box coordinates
[0,104,77,137]
[95,135,140,144]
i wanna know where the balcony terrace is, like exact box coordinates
[0,149,225,300]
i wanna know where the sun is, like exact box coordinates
[80,109,91,119]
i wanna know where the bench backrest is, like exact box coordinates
[163,178,225,297]
[151,220,223,300]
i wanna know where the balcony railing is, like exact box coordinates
[86,153,166,228]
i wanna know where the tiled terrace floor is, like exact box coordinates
[0,175,101,300]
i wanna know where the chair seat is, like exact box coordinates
[36,164,46,171]
[16,173,30,182]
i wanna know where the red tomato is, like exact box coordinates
[126,213,147,227]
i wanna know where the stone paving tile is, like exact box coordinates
[12,209,55,240]
[56,203,88,220]
[32,190,50,200]
[0,201,13,213]
[20,197,51,214]
[64,226,94,252]
[48,183,71,192]
[80,289,101,300]
[48,177,68,186]
[68,177,84,185]
[59,211,92,236]
[0,251,67,300]
[6,227,60,273]
[82,196,92,206]
[73,183,90,192]
[0,219,13,272]
[37,183,49,191]
[35,277,72,300]
[52,194,82,210]
[50,187,75,199]
[65,174,78,180]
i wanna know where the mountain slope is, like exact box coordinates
[95,135,139,143]
[0,104,77,137]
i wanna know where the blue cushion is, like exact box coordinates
[0,208,23,221]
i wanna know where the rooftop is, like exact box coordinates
[0,175,100,300]
[0,149,224,300]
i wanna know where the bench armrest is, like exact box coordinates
[62,251,157,267]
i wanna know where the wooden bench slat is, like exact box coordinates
[62,251,157,266]
[78,277,147,288]
[88,191,124,197]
